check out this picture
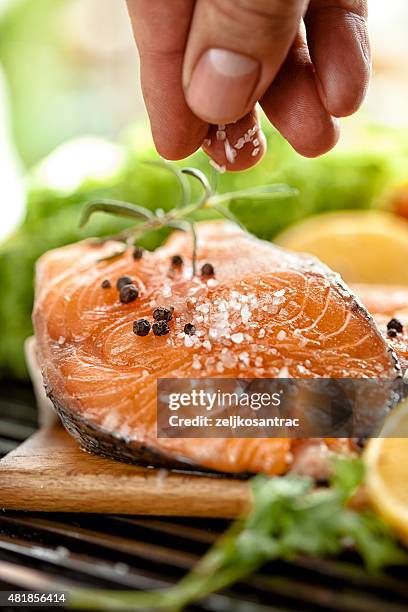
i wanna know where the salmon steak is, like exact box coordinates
[33,221,401,476]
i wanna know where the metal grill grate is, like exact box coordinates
[1,381,408,611]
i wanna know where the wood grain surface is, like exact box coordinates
[0,426,251,517]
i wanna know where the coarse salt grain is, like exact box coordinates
[258,328,265,339]
[278,366,289,377]
[222,350,238,368]
[162,285,172,298]
[239,351,250,366]
[209,159,226,173]
[224,139,237,164]
[241,305,251,323]
[231,332,244,344]
[277,330,286,341]
[203,340,212,351]
[184,335,195,348]
[209,328,220,340]
[192,357,201,370]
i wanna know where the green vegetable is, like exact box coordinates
[68,458,406,611]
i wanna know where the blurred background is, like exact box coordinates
[2,0,408,380]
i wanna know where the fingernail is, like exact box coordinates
[186,49,259,124]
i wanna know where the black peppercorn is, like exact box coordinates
[133,246,144,260]
[184,323,196,335]
[387,318,403,334]
[152,320,170,336]
[133,319,151,336]
[120,284,139,304]
[116,275,133,290]
[153,307,173,322]
[171,254,183,267]
[101,279,111,289]
[201,263,215,277]
[387,328,398,339]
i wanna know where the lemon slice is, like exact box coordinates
[275,211,408,285]
[364,400,408,544]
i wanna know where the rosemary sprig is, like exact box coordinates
[79,162,297,274]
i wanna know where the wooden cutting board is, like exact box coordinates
[4,339,251,517]
[0,425,251,518]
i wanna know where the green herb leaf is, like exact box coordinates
[330,455,365,500]
[80,199,154,228]
[181,167,212,206]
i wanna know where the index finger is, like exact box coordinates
[126,0,208,160]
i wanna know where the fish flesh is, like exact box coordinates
[353,284,408,373]
[33,222,400,475]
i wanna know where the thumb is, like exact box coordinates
[183,0,307,124]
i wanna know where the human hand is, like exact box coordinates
[126,0,370,171]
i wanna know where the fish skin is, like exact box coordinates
[33,222,400,475]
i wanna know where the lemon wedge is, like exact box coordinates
[275,211,408,285]
[364,400,408,544]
